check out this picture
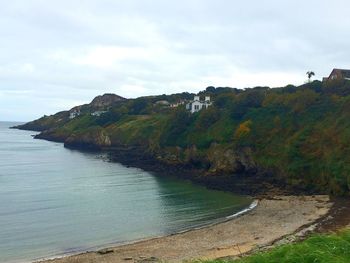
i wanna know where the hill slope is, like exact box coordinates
[15,81,350,195]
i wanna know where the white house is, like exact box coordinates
[186,95,212,113]
[170,100,185,108]
[69,110,80,119]
[91,111,107,117]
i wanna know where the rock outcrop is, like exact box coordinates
[207,145,258,175]
[90,93,126,109]
[64,129,112,149]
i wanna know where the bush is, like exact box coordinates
[160,108,193,146]
[129,97,149,114]
[234,120,252,139]
[195,107,221,130]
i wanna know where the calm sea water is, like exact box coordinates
[0,122,251,263]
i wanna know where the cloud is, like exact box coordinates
[1,0,350,121]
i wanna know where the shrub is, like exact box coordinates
[195,107,221,130]
[234,120,252,139]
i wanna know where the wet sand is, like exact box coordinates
[37,195,331,263]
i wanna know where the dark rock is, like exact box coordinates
[136,256,160,263]
[64,129,111,150]
[90,93,126,109]
[107,144,295,196]
[97,248,114,255]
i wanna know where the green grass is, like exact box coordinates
[106,114,167,145]
[203,229,350,263]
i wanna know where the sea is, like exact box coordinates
[0,122,251,263]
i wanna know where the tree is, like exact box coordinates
[306,71,315,82]
[195,106,220,130]
[160,108,192,146]
[206,86,216,93]
[129,98,148,114]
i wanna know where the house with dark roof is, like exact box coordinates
[323,68,350,82]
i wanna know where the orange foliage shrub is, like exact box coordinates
[234,120,252,139]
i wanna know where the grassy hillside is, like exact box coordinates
[19,80,350,195]
[204,229,350,263]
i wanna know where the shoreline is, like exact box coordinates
[34,200,258,263]
[37,195,332,263]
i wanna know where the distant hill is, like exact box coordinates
[13,93,127,131]
[89,93,126,109]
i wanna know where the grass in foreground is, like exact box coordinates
[204,229,350,263]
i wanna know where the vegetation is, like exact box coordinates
[18,80,350,195]
[203,229,350,263]
[306,71,315,82]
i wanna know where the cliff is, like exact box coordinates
[89,93,125,108]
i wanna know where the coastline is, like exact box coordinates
[7,128,341,262]
[34,199,258,263]
[37,195,332,263]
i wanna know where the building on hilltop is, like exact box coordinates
[170,100,185,108]
[186,95,212,113]
[69,109,80,119]
[323,68,350,82]
[91,111,107,117]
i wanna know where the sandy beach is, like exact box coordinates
[38,195,332,263]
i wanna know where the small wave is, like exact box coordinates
[226,199,258,219]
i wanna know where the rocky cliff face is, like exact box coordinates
[64,129,112,149]
[90,93,126,109]
[107,143,291,196]
[53,126,259,177]
[207,145,258,175]
[151,143,259,175]
[34,127,112,150]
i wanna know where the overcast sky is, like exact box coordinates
[1,0,350,121]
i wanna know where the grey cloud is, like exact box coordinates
[0,0,349,121]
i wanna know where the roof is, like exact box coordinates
[330,68,350,78]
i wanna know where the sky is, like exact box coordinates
[1,0,350,121]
